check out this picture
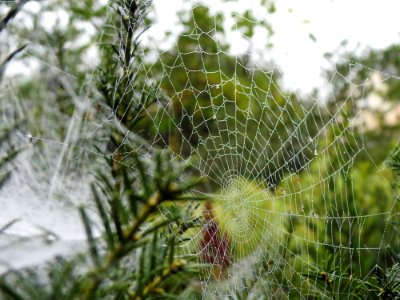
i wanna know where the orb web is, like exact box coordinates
[139,4,400,299]
[1,0,399,299]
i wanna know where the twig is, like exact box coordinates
[0,0,30,33]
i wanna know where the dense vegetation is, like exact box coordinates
[1,0,400,299]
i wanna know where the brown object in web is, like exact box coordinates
[199,201,231,279]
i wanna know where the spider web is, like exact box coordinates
[1,0,400,299]
[141,4,400,299]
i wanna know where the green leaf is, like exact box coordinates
[79,206,100,267]
[0,278,25,300]
[92,184,115,249]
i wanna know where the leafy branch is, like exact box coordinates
[0,1,205,299]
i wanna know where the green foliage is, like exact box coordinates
[2,0,400,299]
[372,264,400,299]
[154,5,324,189]
[387,143,400,178]
[324,43,400,166]
[0,1,207,299]
[0,149,205,299]
[76,151,204,299]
